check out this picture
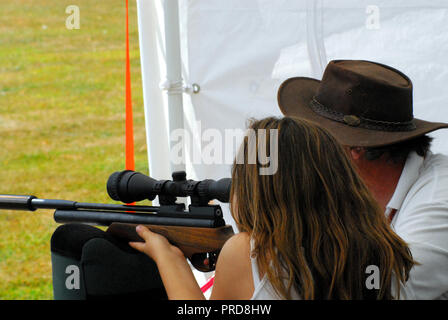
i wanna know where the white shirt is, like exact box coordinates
[387,151,448,300]
[250,239,301,300]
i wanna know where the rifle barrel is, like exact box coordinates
[0,195,37,211]
[0,194,160,212]
[0,194,225,226]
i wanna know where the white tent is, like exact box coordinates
[135,0,448,289]
[137,0,448,206]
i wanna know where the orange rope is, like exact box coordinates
[125,0,135,171]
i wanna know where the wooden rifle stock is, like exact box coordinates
[107,223,235,272]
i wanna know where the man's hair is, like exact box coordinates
[364,135,433,162]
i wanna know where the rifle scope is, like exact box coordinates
[107,170,231,205]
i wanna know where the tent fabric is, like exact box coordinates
[137,0,448,230]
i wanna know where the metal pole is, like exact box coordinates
[163,0,186,173]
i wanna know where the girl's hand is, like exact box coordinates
[129,225,184,263]
[129,225,205,300]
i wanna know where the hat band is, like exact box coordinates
[309,98,416,132]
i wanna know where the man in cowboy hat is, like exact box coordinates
[278,60,448,300]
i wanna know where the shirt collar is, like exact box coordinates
[386,151,425,212]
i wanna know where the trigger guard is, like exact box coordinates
[190,251,220,272]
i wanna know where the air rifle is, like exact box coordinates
[0,170,234,272]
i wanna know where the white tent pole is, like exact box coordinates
[163,0,186,174]
[306,0,327,78]
[136,0,171,182]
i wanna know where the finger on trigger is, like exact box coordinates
[129,242,144,252]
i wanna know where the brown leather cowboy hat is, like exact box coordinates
[277,60,448,147]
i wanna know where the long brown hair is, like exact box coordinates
[230,117,414,299]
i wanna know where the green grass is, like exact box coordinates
[0,0,149,299]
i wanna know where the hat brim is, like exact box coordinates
[277,77,448,147]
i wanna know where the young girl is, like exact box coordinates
[130,117,414,300]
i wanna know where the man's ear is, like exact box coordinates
[349,147,364,161]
